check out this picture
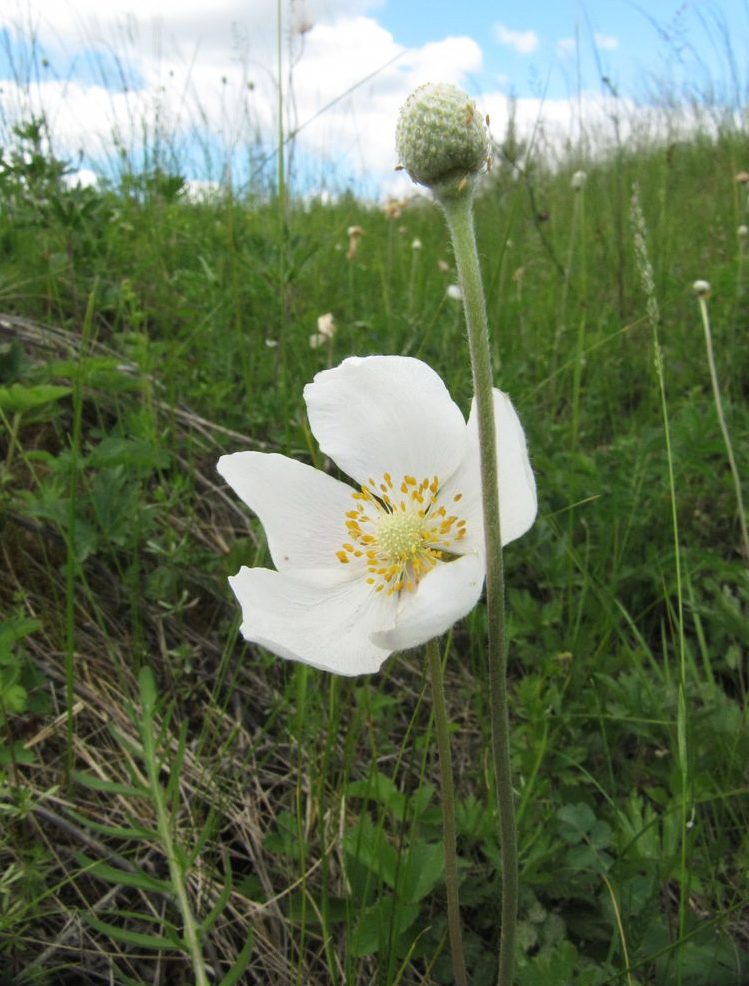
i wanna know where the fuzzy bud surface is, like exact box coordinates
[395,83,489,196]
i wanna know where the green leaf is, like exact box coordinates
[343,814,398,888]
[112,970,151,986]
[48,356,139,393]
[556,803,596,843]
[218,930,255,986]
[0,682,27,714]
[138,665,157,718]
[456,793,490,839]
[395,841,444,903]
[0,741,36,765]
[74,852,172,894]
[349,896,420,957]
[0,616,42,653]
[588,819,613,849]
[346,773,437,824]
[264,809,307,858]
[0,382,71,413]
[82,913,182,951]
[73,771,148,799]
[347,772,406,817]
[565,844,613,874]
[200,861,232,934]
[64,806,157,841]
[516,939,578,986]
[86,435,170,472]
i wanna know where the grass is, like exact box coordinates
[0,89,748,985]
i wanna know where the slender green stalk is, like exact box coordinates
[426,636,467,986]
[275,0,289,439]
[695,294,749,565]
[64,289,97,780]
[438,190,517,986]
[570,183,588,448]
[630,186,689,983]
[551,184,580,405]
[139,670,209,986]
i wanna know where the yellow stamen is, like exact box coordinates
[335,472,468,595]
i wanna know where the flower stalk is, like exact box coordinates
[693,283,749,565]
[218,81,537,986]
[395,79,521,986]
[438,186,518,986]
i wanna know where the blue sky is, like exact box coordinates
[1,0,747,197]
[377,0,748,103]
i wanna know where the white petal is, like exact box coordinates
[441,389,537,549]
[304,356,467,488]
[370,552,485,651]
[217,451,364,576]
[229,566,395,675]
[491,390,537,542]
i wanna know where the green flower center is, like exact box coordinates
[377,509,424,559]
[336,472,467,594]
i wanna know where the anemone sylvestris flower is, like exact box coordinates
[309,312,336,348]
[692,279,711,298]
[571,169,587,190]
[218,356,536,676]
[346,225,363,260]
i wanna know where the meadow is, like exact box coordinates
[0,92,748,985]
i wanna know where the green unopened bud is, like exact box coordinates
[395,82,489,199]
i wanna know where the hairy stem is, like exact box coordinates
[438,189,517,986]
[697,294,749,565]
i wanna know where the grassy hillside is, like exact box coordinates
[0,111,747,985]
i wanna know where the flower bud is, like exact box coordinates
[395,83,489,198]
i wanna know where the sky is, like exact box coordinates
[1,0,747,199]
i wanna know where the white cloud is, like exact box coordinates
[62,167,98,188]
[0,2,704,201]
[494,22,539,55]
[482,89,706,170]
[0,2,483,198]
[595,32,619,51]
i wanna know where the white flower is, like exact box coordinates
[692,279,711,297]
[309,312,336,348]
[291,0,313,35]
[317,312,336,337]
[411,238,422,250]
[571,170,587,190]
[346,225,363,261]
[446,284,463,301]
[217,356,537,676]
